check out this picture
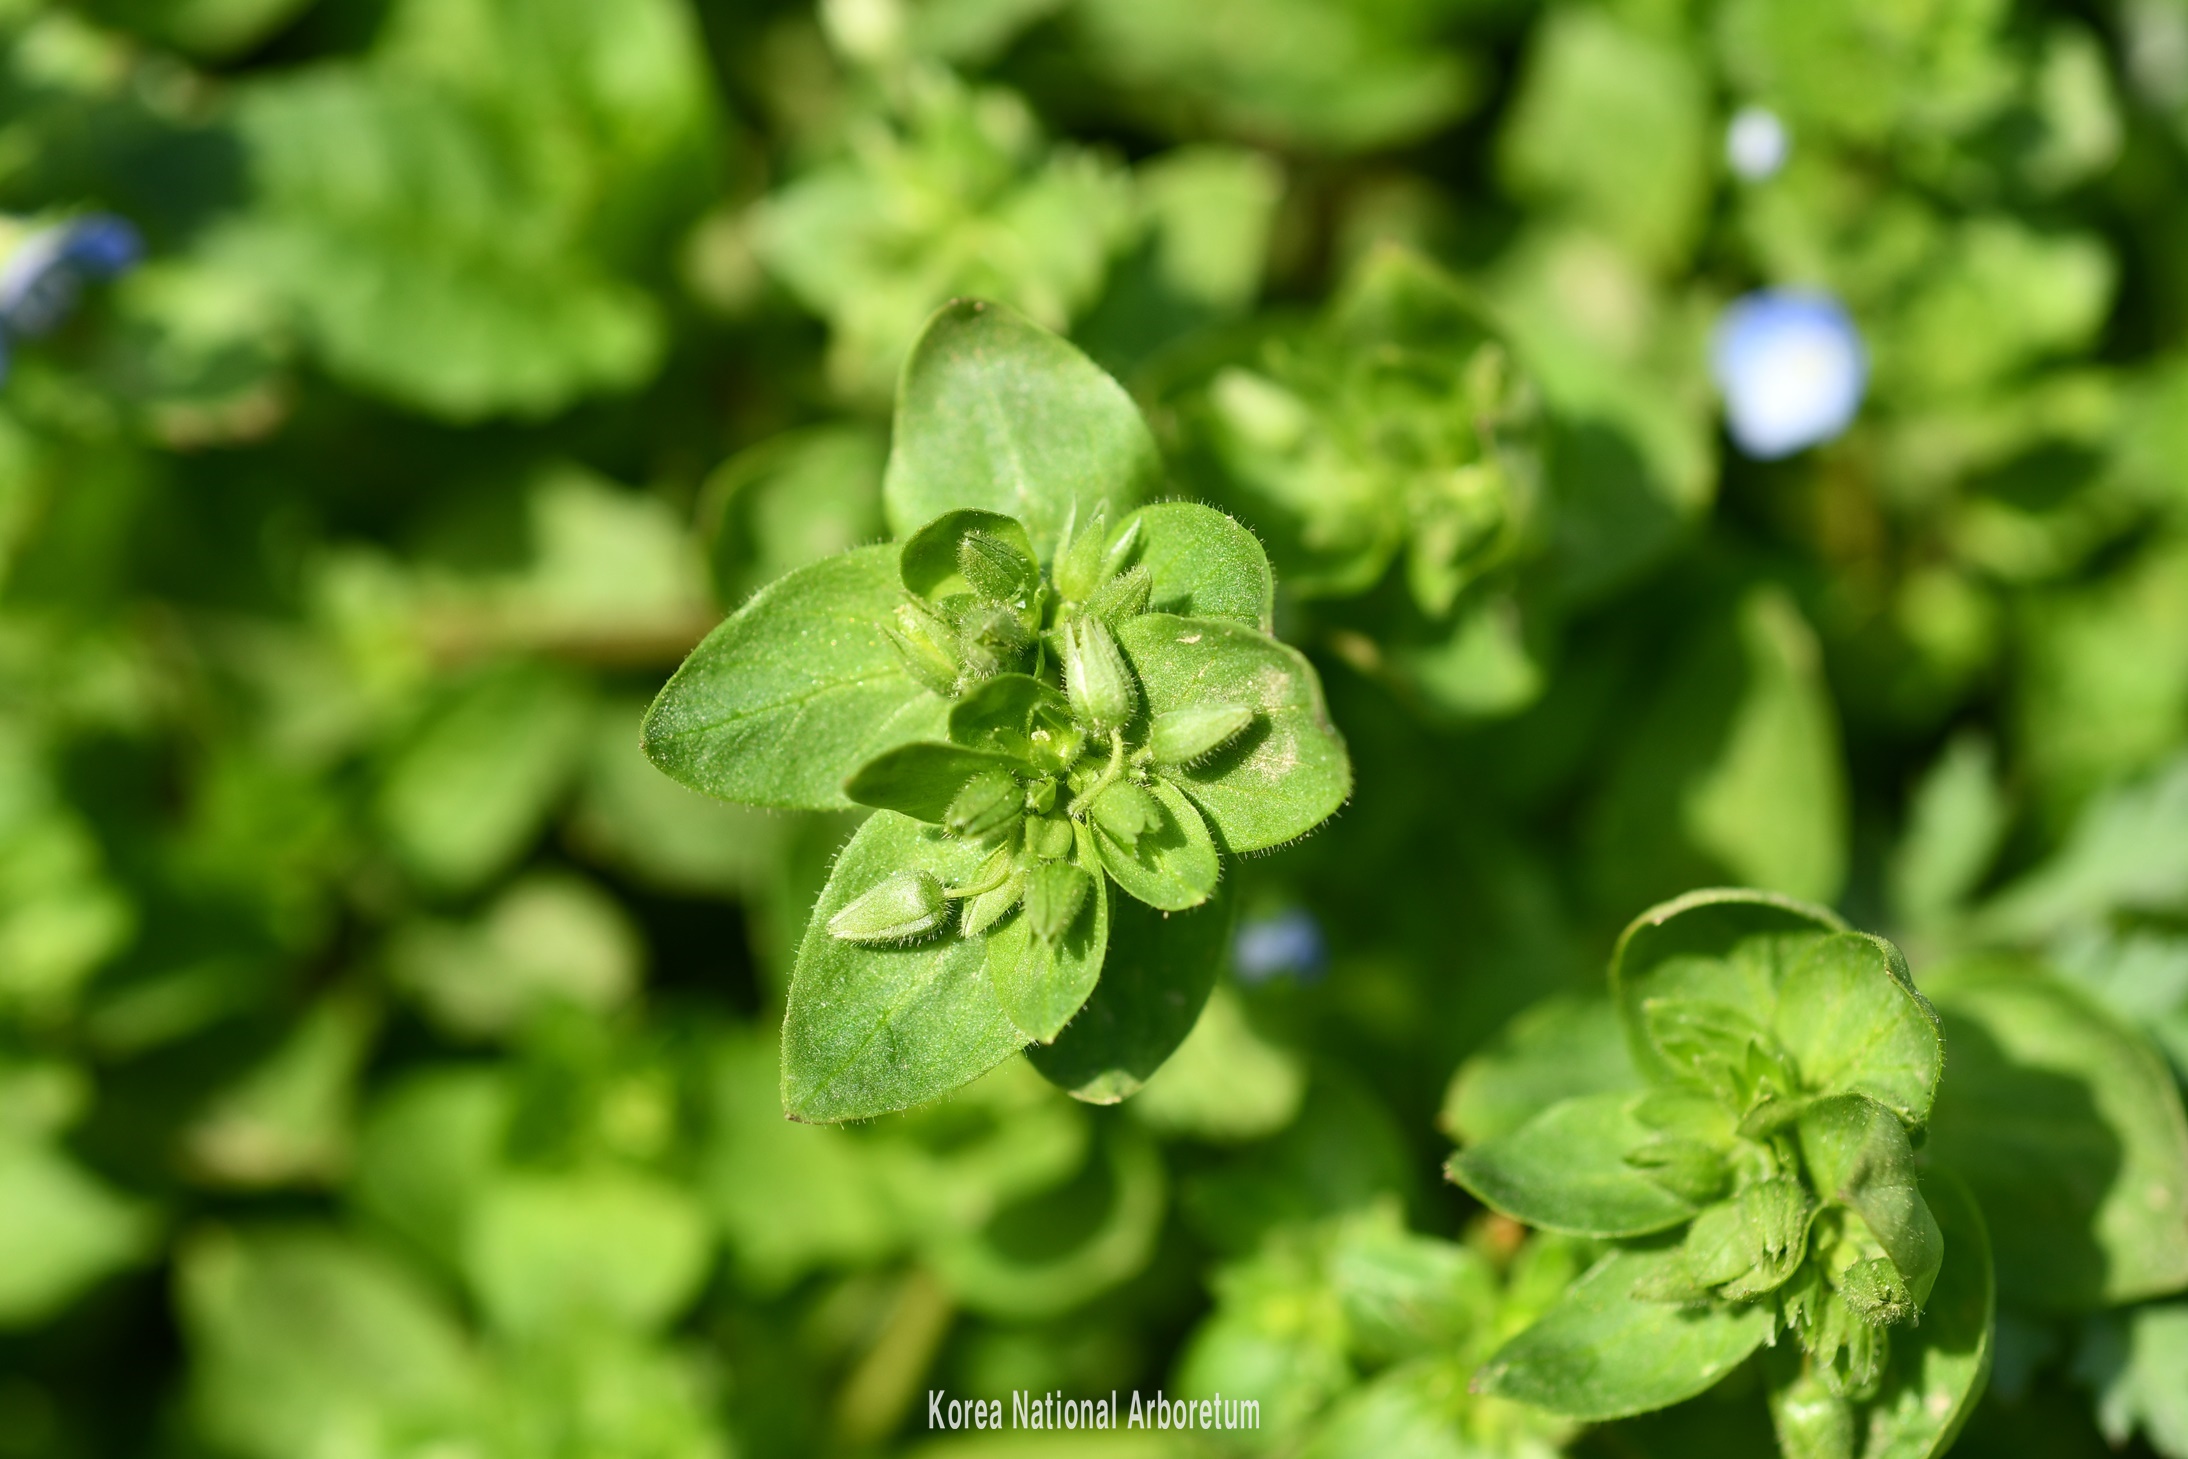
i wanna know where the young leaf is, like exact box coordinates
[1814,1171,1995,1459]
[1091,777,1221,911]
[898,509,1040,600]
[782,812,1026,1122]
[883,300,1159,549]
[1118,614,1352,853]
[842,742,1027,823]
[1472,1244,1774,1421]
[1921,959,2188,1310]
[1447,1092,1703,1238]
[949,673,1069,752]
[643,545,948,810]
[986,831,1110,1042]
[1440,995,1644,1145]
[1113,501,1275,630]
[1027,878,1235,1102]
[1609,889,1848,1084]
[1773,933,1944,1128]
[1795,1094,1943,1308]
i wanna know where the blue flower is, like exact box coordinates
[1233,908,1327,985]
[1710,290,1866,460]
[1725,106,1789,182]
[0,214,143,341]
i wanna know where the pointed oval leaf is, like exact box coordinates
[1093,777,1221,912]
[1773,932,1944,1127]
[884,300,1158,550]
[1795,1093,1943,1308]
[1113,501,1274,630]
[1921,959,2188,1310]
[899,509,1039,600]
[1027,877,1235,1103]
[643,545,947,810]
[986,839,1110,1044]
[1472,1243,1774,1421]
[842,742,1027,823]
[1117,614,1351,853]
[782,812,1025,1122]
[1447,1091,1703,1238]
[1609,889,1848,1084]
[1837,1170,1994,1459]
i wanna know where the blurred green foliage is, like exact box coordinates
[4,0,2188,1455]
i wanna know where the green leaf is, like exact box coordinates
[986,826,1111,1042]
[1447,1092,1704,1238]
[1794,1094,1944,1307]
[1473,1243,1774,1421]
[2080,1301,2188,1457]
[897,509,1040,600]
[643,545,949,811]
[1028,878,1235,1103]
[782,812,1026,1122]
[1841,1171,1995,1459]
[1441,994,1643,1146]
[841,742,1027,823]
[1117,614,1351,853]
[378,661,592,893]
[883,300,1159,550]
[1773,934,1945,1127]
[462,1168,711,1337]
[1092,776,1221,911]
[1115,501,1274,630]
[1922,960,2188,1310]
[179,1226,481,1459]
[0,1136,154,1327]
[1609,889,1847,1085]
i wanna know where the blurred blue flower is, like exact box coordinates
[0,214,143,341]
[1726,106,1789,181]
[1710,290,1866,460]
[1233,908,1326,985]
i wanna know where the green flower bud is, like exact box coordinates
[1055,501,1109,603]
[1024,859,1092,942]
[1090,780,1161,849]
[958,531,1038,605]
[1099,516,1143,583]
[960,864,1025,938]
[1028,723,1085,776]
[1148,704,1254,765]
[946,768,1023,841]
[1087,563,1152,624]
[882,600,963,696]
[1061,614,1136,735]
[1837,1257,1914,1327]
[827,869,950,944]
[1026,815,1074,860]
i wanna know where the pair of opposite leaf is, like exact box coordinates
[641,299,1350,1123]
[1450,890,1991,1459]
